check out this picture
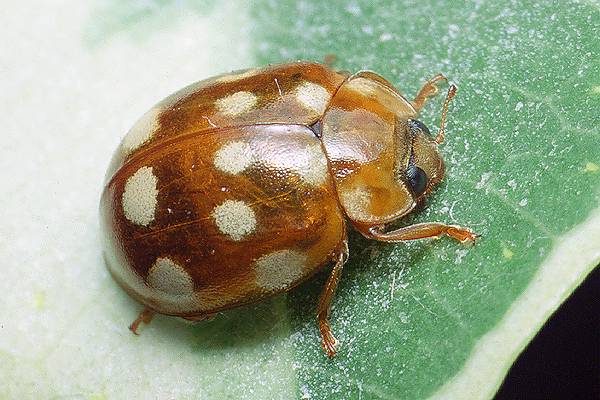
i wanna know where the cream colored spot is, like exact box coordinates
[295,82,330,114]
[122,107,161,153]
[344,76,417,116]
[340,186,372,221]
[148,257,194,295]
[254,250,307,291]
[213,200,256,241]
[215,68,259,83]
[298,143,329,186]
[584,161,599,173]
[122,166,159,226]
[591,85,600,94]
[215,91,257,116]
[214,141,254,174]
[102,227,202,314]
[345,77,379,97]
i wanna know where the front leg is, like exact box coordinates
[359,222,478,244]
[412,73,448,113]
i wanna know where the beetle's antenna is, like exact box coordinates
[435,84,457,145]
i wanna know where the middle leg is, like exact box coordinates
[316,234,349,358]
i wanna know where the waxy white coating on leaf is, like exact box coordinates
[121,107,161,153]
[212,199,257,241]
[254,250,307,291]
[215,91,258,116]
[147,257,195,295]
[294,82,330,114]
[122,166,159,226]
[213,141,254,175]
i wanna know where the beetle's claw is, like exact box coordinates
[321,332,339,358]
[319,320,339,358]
[129,321,141,335]
[447,226,479,244]
[129,308,154,335]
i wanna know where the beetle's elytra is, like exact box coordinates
[100,61,476,357]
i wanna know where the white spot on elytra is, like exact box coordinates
[122,166,158,226]
[254,250,307,291]
[103,217,206,314]
[295,82,330,114]
[298,143,328,186]
[213,200,257,240]
[215,68,258,83]
[122,107,161,153]
[148,257,194,295]
[213,141,254,174]
[215,91,257,116]
[341,186,372,220]
[258,140,329,186]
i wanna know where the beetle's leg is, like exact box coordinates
[412,74,448,113]
[129,308,155,335]
[316,234,349,358]
[361,222,478,244]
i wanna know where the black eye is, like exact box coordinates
[408,119,431,137]
[406,163,428,196]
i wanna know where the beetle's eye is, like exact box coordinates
[408,119,431,137]
[406,163,428,196]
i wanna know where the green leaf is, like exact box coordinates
[2,1,599,399]
[251,0,600,398]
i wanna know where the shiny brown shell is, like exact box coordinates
[100,61,448,319]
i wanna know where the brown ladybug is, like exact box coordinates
[100,62,476,358]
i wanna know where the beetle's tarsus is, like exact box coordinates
[319,319,339,358]
[316,234,348,358]
[129,308,154,335]
[446,226,479,244]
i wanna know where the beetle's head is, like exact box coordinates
[396,85,457,202]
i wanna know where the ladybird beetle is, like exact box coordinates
[100,61,477,358]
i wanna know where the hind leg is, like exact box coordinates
[129,308,155,334]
